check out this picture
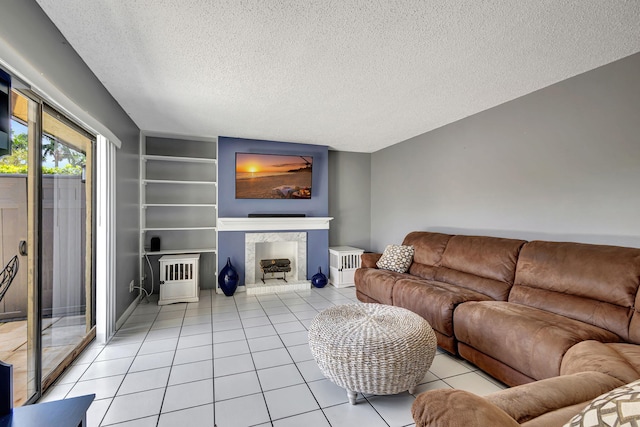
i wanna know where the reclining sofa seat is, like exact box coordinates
[355,231,526,354]
[454,240,640,387]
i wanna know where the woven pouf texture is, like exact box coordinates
[308,303,437,397]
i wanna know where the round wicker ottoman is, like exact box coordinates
[308,303,437,405]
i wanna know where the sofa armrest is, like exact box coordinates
[360,253,382,268]
[485,371,623,424]
[412,389,520,427]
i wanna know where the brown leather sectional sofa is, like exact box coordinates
[354,231,640,426]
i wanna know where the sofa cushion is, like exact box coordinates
[376,245,414,273]
[402,231,451,266]
[353,268,407,304]
[564,378,640,427]
[512,241,640,343]
[561,341,640,384]
[392,278,492,339]
[454,301,621,381]
[435,235,526,300]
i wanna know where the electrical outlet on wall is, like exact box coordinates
[129,279,135,293]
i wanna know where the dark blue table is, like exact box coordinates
[0,394,95,427]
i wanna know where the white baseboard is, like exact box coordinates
[115,296,139,331]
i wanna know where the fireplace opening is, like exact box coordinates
[245,232,308,294]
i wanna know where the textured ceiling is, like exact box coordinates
[35,1,640,153]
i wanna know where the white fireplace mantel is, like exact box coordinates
[218,217,333,232]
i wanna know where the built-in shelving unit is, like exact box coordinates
[139,134,218,291]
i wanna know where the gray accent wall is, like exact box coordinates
[0,0,141,319]
[371,52,640,251]
[328,151,372,250]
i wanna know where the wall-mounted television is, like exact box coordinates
[235,153,313,199]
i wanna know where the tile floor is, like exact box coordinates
[40,286,506,427]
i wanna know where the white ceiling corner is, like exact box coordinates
[34,0,640,153]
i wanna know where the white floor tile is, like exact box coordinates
[129,350,175,373]
[267,313,298,324]
[55,363,91,384]
[296,360,326,382]
[149,318,183,331]
[412,379,452,395]
[273,321,306,334]
[169,359,213,385]
[264,383,319,420]
[264,306,291,316]
[39,383,73,402]
[214,371,262,401]
[257,364,304,391]
[308,378,349,408]
[429,354,472,379]
[157,404,214,427]
[443,371,505,396]
[212,311,241,322]
[244,324,278,339]
[212,328,245,344]
[155,310,185,321]
[322,401,388,427]
[213,353,255,377]
[240,316,271,328]
[117,367,170,395]
[248,335,284,352]
[67,375,124,400]
[213,340,250,358]
[182,314,211,326]
[181,322,212,336]
[177,332,213,349]
[138,338,178,355]
[161,379,214,413]
[366,393,417,427]
[211,319,243,332]
[146,326,181,341]
[173,344,212,365]
[214,393,270,427]
[272,410,331,427]
[287,343,314,362]
[252,348,293,369]
[238,309,267,319]
[280,331,309,347]
[102,388,164,425]
[106,415,158,427]
[94,343,141,362]
[80,358,133,381]
[86,398,111,427]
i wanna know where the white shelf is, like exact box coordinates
[143,248,217,256]
[218,217,333,231]
[144,179,217,185]
[144,154,217,164]
[143,203,217,208]
[142,226,217,232]
[139,134,218,292]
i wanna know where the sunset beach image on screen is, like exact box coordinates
[235,153,313,199]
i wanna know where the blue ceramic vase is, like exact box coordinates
[311,267,328,288]
[218,257,239,296]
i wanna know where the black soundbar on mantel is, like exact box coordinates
[248,213,306,218]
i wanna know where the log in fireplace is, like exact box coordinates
[259,258,292,284]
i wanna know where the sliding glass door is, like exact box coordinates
[40,106,95,387]
[0,86,96,404]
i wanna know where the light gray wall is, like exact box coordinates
[328,150,371,250]
[0,0,141,319]
[371,52,640,252]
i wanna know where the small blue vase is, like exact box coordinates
[311,267,328,288]
[218,257,239,296]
